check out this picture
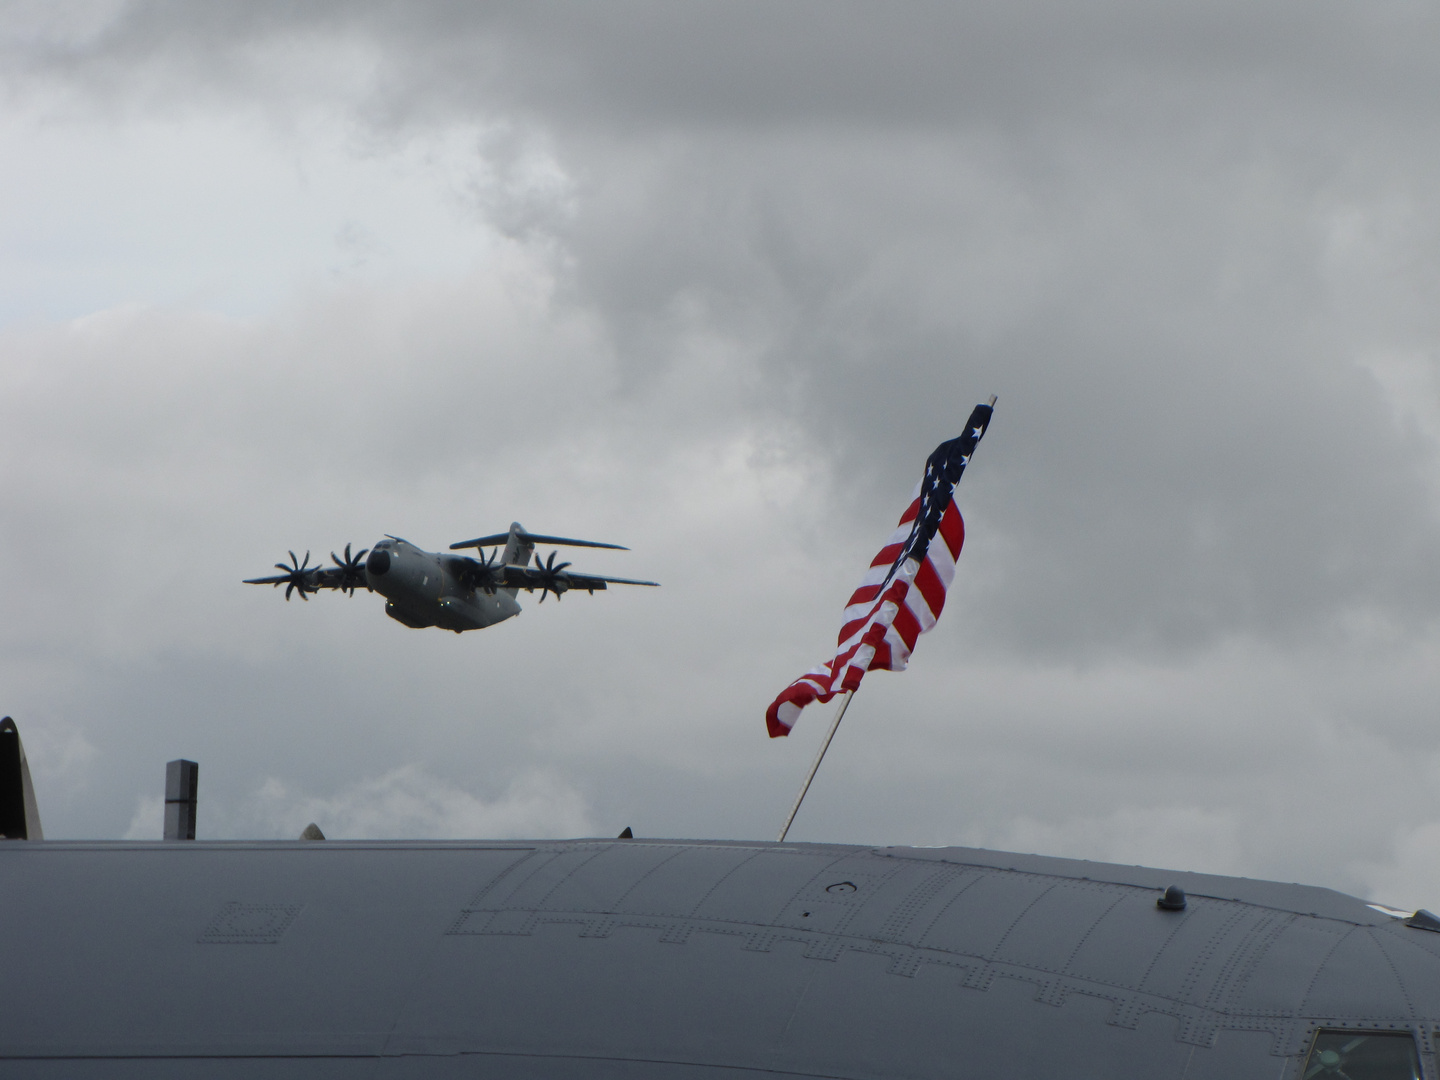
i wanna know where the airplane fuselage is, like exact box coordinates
[3,837,1438,1077]
[363,537,521,632]
[244,523,654,628]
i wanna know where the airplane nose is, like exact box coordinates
[366,549,391,575]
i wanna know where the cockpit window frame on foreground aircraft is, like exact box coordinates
[244,521,657,633]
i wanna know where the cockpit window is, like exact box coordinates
[1303,1031,1420,1080]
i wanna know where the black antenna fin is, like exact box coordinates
[0,717,43,840]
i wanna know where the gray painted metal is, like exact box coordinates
[162,759,198,841]
[1,838,1436,1078]
[0,716,42,840]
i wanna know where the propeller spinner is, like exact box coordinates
[533,550,573,603]
[271,550,317,601]
[459,547,505,595]
[329,543,369,595]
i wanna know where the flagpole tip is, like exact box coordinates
[987,395,997,407]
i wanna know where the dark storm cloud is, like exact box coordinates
[29,2,1440,128]
[7,1,1440,900]
[12,0,1440,656]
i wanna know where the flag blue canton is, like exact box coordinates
[766,397,995,737]
[887,401,993,584]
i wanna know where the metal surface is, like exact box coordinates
[2,837,1437,1077]
[163,759,198,841]
[0,716,42,840]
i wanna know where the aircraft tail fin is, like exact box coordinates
[503,522,533,568]
[0,717,43,840]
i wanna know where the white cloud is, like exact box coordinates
[14,717,99,793]
[980,806,1245,879]
[122,794,162,840]
[1352,819,1440,914]
[8,1,1440,911]
[229,765,594,841]
[121,765,594,841]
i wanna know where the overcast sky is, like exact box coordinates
[4,0,1440,908]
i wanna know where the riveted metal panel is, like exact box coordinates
[532,843,696,913]
[1066,889,1196,989]
[378,1056,874,1079]
[0,844,522,1059]
[1179,1028,1286,1080]
[3,1061,380,1079]
[1139,900,1274,1008]
[769,852,901,937]
[916,870,1058,959]
[1360,926,1440,1021]
[2,838,1436,1079]
[817,858,956,943]
[882,847,1388,925]
[1225,917,1352,1016]
[389,920,816,1065]
[777,961,1195,1080]
[688,849,851,926]
[1299,928,1417,1020]
[476,847,607,910]
[199,902,303,944]
[991,881,1129,974]
[873,863,985,947]
[612,844,765,918]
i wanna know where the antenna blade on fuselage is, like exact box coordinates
[0,717,42,840]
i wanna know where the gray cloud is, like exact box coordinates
[4,1,1440,908]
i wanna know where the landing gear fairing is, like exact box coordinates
[244,522,657,633]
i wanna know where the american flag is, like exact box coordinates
[766,400,994,737]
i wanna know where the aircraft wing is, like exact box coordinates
[243,549,368,599]
[242,572,301,586]
[498,566,659,594]
[241,568,348,588]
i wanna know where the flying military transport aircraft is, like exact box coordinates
[244,522,658,632]
[0,716,1438,1077]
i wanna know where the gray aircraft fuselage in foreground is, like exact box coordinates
[244,522,658,633]
[1,835,1437,1078]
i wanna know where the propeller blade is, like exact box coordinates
[251,547,323,599]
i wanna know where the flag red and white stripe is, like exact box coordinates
[765,493,964,737]
[766,400,993,737]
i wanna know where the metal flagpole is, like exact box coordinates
[776,690,855,843]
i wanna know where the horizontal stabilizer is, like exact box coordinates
[450,530,628,551]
